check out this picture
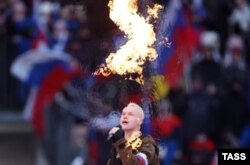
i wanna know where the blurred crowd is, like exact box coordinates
[1,0,250,165]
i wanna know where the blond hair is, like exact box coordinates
[124,102,144,121]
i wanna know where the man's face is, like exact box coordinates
[120,107,141,131]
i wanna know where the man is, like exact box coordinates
[107,102,159,165]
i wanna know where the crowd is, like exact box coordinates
[1,0,250,165]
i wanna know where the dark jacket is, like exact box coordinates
[107,135,159,165]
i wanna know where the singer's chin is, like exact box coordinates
[120,124,128,130]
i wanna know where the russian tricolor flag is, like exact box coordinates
[157,0,199,87]
[11,48,81,136]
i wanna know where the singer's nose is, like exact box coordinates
[122,115,128,120]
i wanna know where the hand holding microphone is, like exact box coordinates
[107,126,124,143]
[108,127,120,139]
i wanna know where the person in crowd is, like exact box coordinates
[151,99,182,165]
[229,0,250,35]
[223,34,246,70]
[49,19,70,52]
[220,34,249,138]
[107,102,160,165]
[7,1,35,54]
[182,75,221,142]
[191,31,222,91]
[186,132,215,165]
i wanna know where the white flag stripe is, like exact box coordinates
[10,48,71,82]
[136,152,148,165]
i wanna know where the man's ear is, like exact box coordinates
[137,118,142,125]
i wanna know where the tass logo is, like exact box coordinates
[218,149,250,165]
[222,153,246,160]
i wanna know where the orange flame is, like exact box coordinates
[95,0,163,84]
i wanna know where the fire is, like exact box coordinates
[95,0,163,84]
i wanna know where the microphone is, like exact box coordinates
[107,133,114,140]
[107,125,122,141]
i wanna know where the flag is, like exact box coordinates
[150,75,170,101]
[157,1,199,87]
[11,48,81,136]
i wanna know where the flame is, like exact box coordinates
[147,4,163,20]
[95,0,163,84]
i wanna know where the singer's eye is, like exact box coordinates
[127,112,134,116]
[121,111,134,116]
